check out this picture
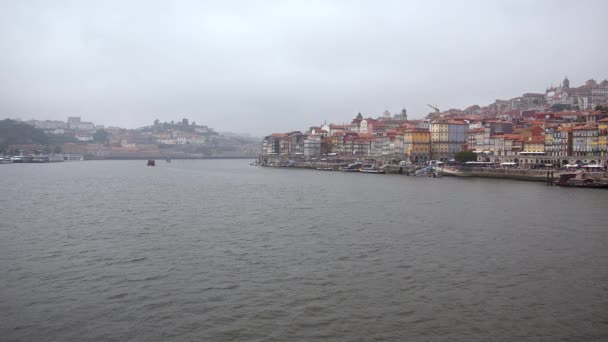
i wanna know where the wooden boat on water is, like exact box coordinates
[359,167,386,174]
[339,162,362,172]
[555,172,608,188]
[11,155,33,163]
[147,160,156,166]
[316,167,334,171]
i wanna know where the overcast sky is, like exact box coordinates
[1,0,607,135]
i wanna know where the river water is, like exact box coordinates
[1,160,607,341]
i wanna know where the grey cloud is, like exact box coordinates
[1,0,607,135]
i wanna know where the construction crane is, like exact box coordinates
[427,104,440,113]
[426,104,441,119]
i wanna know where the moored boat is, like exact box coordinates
[31,155,50,163]
[11,155,33,163]
[63,154,84,161]
[339,162,362,172]
[555,172,608,188]
[49,154,65,162]
[359,167,386,174]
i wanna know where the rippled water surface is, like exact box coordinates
[1,160,607,341]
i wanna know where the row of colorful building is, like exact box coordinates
[263,111,608,166]
[262,77,608,167]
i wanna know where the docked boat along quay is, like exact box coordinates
[258,109,608,187]
[258,155,608,187]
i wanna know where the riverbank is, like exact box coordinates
[263,161,408,174]
[260,161,608,184]
[439,167,558,182]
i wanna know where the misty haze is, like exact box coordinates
[1,1,608,341]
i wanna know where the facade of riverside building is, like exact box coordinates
[261,97,608,167]
[430,119,468,161]
[303,136,321,157]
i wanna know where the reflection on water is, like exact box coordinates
[1,160,607,341]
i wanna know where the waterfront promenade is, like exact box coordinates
[258,155,608,184]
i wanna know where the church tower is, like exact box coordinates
[563,76,570,89]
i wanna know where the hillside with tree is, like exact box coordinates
[0,119,49,153]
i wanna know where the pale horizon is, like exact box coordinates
[1,0,607,135]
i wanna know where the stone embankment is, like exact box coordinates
[440,167,608,182]
[262,161,420,174]
[259,157,608,183]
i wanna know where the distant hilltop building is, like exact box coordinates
[463,76,608,118]
[26,116,97,133]
[394,108,408,121]
[67,116,80,128]
[67,116,95,131]
[545,76,608,109]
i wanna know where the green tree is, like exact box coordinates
[550,103,572,111]
[595,104,604,111]
[93,129,109,144]
[454,150,477,163]
[0,119,48,150]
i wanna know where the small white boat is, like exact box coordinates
[359,168,386,174]
[11,155,33,163]
[339,162,362,172]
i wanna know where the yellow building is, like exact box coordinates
[430,120,448,160]
[522,136,545,153]
[599,118,608,159]
[544,127,555,156]
[403,128,431,163]
[430,119,468,160]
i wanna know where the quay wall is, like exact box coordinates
[264,161,416,175]
[260,155,608,182]
[439,167,608,182]
[440,167,551,181]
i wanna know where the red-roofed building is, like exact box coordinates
[522,136,546,154]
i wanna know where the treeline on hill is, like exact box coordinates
[0,119,49,152]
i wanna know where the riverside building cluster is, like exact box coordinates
[261,77,608,168]
[3,117,258,159]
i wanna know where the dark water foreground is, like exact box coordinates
[1,160,607,341]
